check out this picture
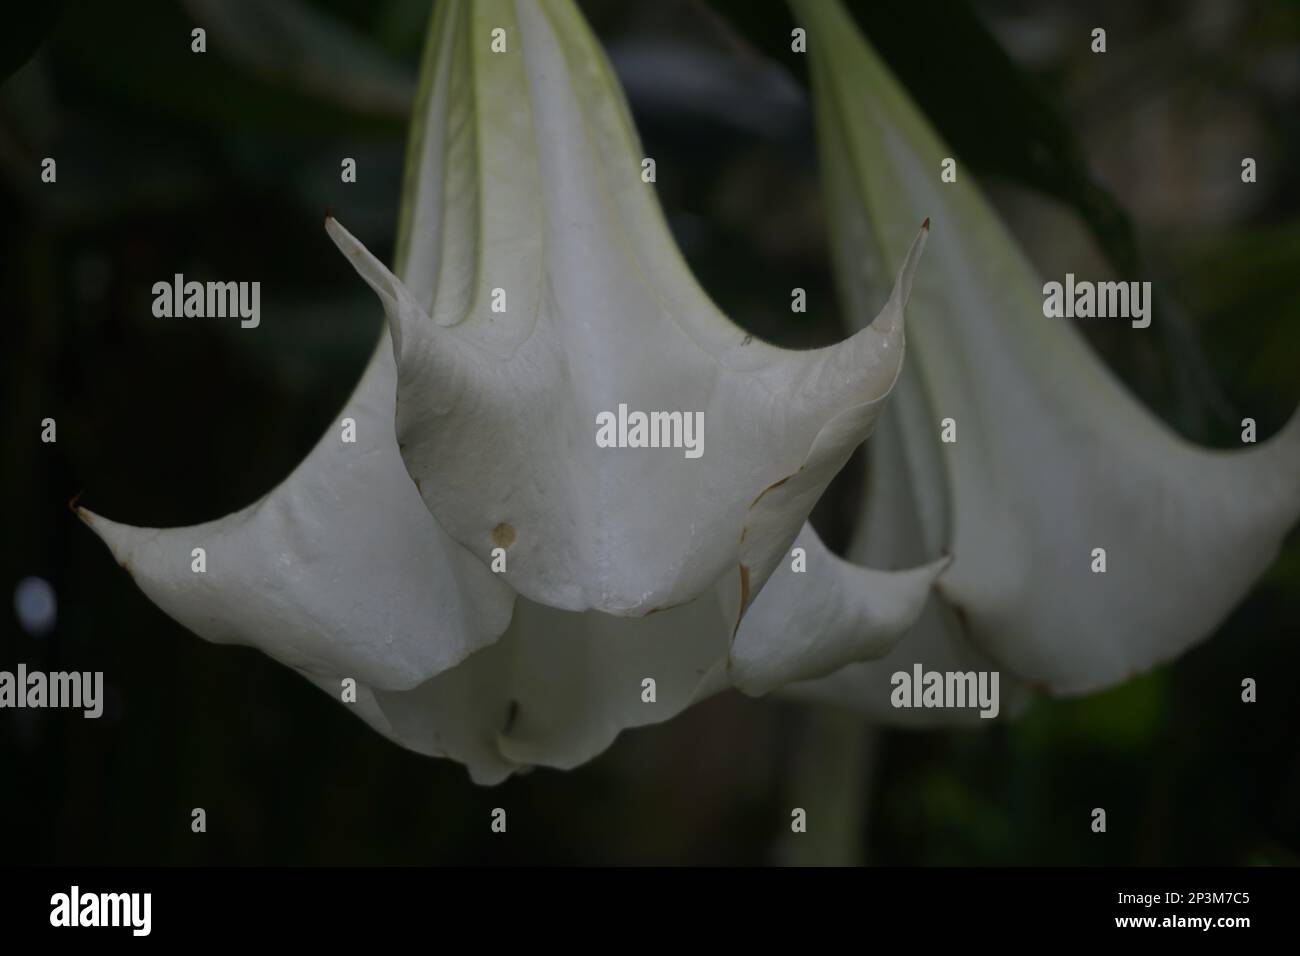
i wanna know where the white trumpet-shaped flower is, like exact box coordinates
[81,0,942,782]
[787,0,1300,709]
[81,336,940,784]
[328,0,927,619]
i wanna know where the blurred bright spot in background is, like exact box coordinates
[14,575,57,636]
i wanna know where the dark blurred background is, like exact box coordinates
[2,0,1297,865]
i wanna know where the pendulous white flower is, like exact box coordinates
[81,0,942,782]
[326,0,929,620]
[786,0,1300,709]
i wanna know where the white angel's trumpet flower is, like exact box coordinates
[327,0,928,619]
[81,341,940,785]
[788,0,1300,706]
[80,0,943,783]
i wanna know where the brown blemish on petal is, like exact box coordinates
[922,217,930,230]
[734,563,752,634]
[732,466,809,631]
[755,475,789,501]
[645,596,691,617]
[732,464,814,631]
[491,522,516,548]
[747,466,805,510]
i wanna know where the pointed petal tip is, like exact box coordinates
[323,215,418,362]
[70,505,137,573]
[897,553,951,602]
[909,221,930,257]
[72,504,114,540]
[323,216,416,317]
[892,220,930,313]
[323,214,351,249]
[70,498,116,544]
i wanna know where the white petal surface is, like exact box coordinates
[795,0,1300,698]
[729,523,946,697]
[80,339,514,692]
[314,520,938,784]
[333,0,928,618]
[368,591,733,785]
[789,370,1034,723]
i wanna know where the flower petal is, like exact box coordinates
[796,0,1300,696]
[729,523,946,696]
[330,0,927,617]
[322,519,937,783]
[79,341,514,692]
[365,591,732,784]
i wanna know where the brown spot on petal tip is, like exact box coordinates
[491,522,516,548]
[922,217,930,230]
[67,490,85,516]
[325,208,334,224]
